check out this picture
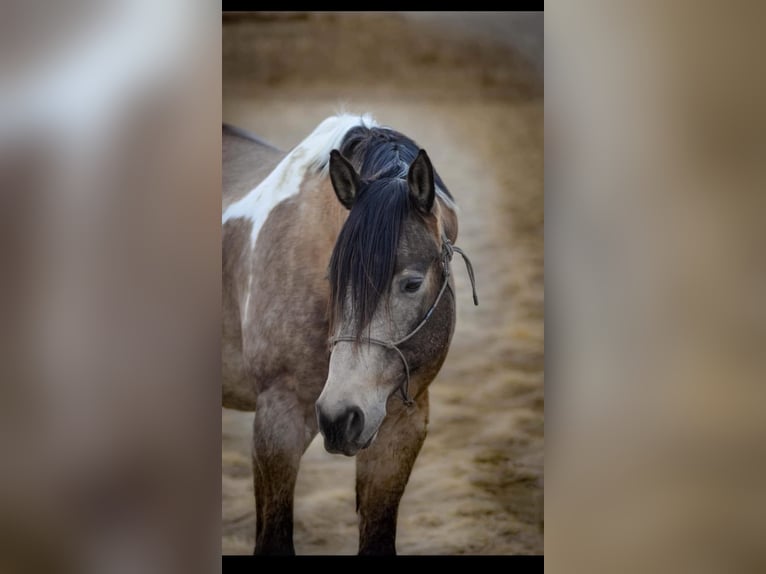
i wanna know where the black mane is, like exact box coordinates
[339,126,451,196]
[328,126,452,339]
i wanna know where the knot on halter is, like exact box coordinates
[329,237,478,406]
[442,238,454,261]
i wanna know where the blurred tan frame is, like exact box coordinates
[1,2,222,572]
[546,3,766,572]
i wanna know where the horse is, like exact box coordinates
[222,113,477,555]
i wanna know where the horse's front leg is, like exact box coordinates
[355,390,429,555]
[252,386,317,555]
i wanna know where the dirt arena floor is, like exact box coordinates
[222,12,544,555]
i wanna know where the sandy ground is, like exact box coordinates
[222,12,543,555]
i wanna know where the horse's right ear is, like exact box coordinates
[329,150,359,210]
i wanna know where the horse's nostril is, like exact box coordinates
[345,406,364,442]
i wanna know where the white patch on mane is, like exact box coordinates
[222,113,379,248]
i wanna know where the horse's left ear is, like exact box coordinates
[407,149,435,214]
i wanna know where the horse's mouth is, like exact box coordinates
[361,430,379,450]
[323,429,379,457]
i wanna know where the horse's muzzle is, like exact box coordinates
[316,404,365,456]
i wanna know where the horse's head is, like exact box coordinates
[316,147,459,456]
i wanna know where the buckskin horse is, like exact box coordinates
[222,113,477,555]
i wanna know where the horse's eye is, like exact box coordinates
[403,278,423,293]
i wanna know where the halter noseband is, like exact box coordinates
[328,236,478,406]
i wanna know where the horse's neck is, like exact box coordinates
[294,174,349,252]
[255,173,348,297]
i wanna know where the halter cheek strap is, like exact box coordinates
[329,236,478,406]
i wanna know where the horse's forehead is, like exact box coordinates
[397,217,439,265]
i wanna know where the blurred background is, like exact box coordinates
[222,11,544,555]
[547,2,766,572]
[1,1,221,573]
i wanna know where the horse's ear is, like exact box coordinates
[329,150,359,210]
[407,149,435,214]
